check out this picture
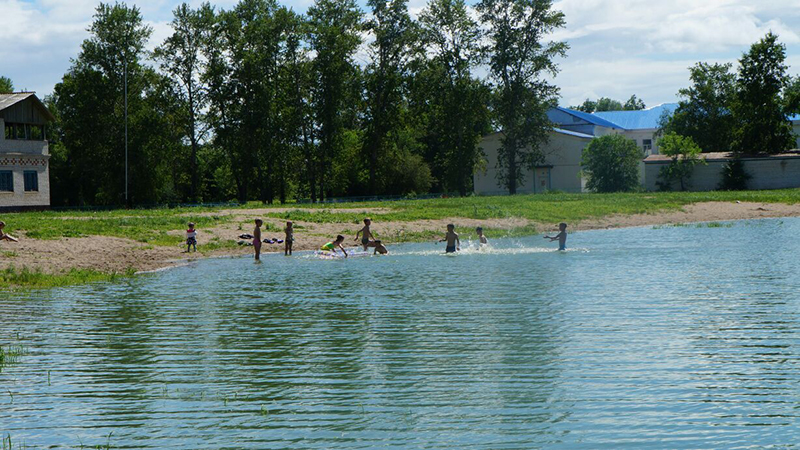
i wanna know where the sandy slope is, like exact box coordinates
[1,201,799,276]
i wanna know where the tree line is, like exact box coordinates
[35,0,567,206]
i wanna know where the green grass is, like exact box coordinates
[0,345,24,374]
[0,267,136,290]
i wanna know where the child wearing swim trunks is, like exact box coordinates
[322,235,348,258]
[253,219,263,261]
[0,221,19,242]
[373,240,388,255]
[544,222,568,251]
[355,218,374,251]
[186,222,198,252]
[284,221,294,256]
[439,224,460,253]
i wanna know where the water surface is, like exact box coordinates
[2,218,800,449]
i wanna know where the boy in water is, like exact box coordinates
[186,222,198,253]
[253,219,263,261]
[355,218,375,251]
[284,221,294,256]
[0,221,18,242]
[544,222,568,251]
[476,227,488,245]
[321,235,348,258]
[373,240,388,255]
[439,224,460,253]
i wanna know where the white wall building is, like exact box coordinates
[474,128,593,195]
[0,93,54,210]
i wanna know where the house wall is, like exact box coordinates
[644,155,800,191]
[475,131,591,195]
[793,121,800,149]
[621,129,660,155]
[0,118,51,209]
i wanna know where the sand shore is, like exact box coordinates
[1,201,799,276]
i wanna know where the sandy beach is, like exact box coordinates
[1,201,799,276]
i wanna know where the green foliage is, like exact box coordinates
[662,63,736,153]
[731,33,794,155]
[572,95,645,112]
[477,0,568,194]
[581,134,642,193]
[718,157,752,191]
[656,133,706,191]
[0,76,13,94]
[0,266,136,290]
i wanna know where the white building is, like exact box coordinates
[0,93,54,210]
[474,128,593,195]
[547,103,678,155]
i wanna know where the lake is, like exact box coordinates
[2,218,800,449]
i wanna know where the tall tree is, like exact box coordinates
[477,0,567,194]
[731,33,794,155]
[663,62,736,153]
[154,2,215,202]
[623,94,645,111]
[362,0,415,195]
[307,0,363,201]
[418,0,490,195]
[572,95,644,112]
[0,76,13,94]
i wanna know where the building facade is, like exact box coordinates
[0,93,54,210]
[474,128,594,195]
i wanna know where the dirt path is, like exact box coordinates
[1,201,799,276]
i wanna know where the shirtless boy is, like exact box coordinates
[544,222,568,251]
[355,218,375,251]
[439,224,460,253]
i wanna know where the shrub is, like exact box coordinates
[656,133,706,191]
[581,134,642,192]
[718,157,751,190]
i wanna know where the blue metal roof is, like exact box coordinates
[553,127,595,139]
[592,103,679,130]
[790,113,800,122]
[554,106,623,129]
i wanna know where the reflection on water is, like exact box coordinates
[2,218,800,449]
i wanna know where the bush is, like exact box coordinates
[719,157,751,190]
[581,134,642,192]
[656,133,706,191]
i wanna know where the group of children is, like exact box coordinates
[186,217,568,261]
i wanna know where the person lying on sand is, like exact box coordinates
[0,221,19,242]
[544,222,568,251]
[321,235,348,258]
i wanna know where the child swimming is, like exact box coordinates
[476,227,488,245]
[253,219,263,261]
[544,222,568,251]
[373,240,388,255]
[0,221,18,242]
[186,222,198,253]
[284,221,293,256]
[439,224,460,253]
[355,218,375,251]
[321,235,348,258]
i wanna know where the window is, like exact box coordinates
[3,123,11,140]
[643,139,653,151]
[0,171,12,192]
[23,170,38,192]
[30,125,43,140]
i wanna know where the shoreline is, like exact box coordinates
[2,200,800,289]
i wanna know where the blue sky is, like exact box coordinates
[1,0,799,107]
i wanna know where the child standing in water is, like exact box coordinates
[544,222,568,251]
[355,218,374,251]
[284,221,294,256]
[253,219,263,261]
[186,222,198,253]
[476,227,488,245]
[321,235,348,258]
[439,224,460,253]
[0,221,18,242]
[373,240,388,255]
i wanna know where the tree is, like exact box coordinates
[623,94,645,111]
[362,0,416,195]
[154,2,215,202]
[731,33,794,155]
[0,76,13,94]
[417,0,491,195]
[656,133,706,191]
[662,62,736,153]
[581,134,641,192]
[477,0,567,194]
[784,76,800,116]
[718,158,751,191]
[307,0,363,201]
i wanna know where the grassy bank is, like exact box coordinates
[0,267,136,291]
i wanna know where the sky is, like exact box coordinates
[1,0,800,108]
